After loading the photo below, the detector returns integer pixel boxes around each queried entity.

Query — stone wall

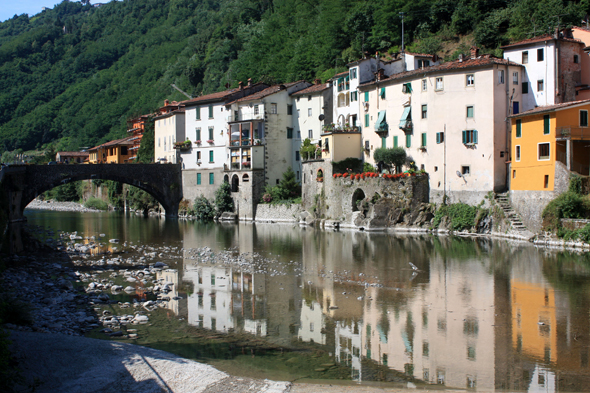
[510,161,570,233]
[233,170,265,221]
[255,203,302,222]
[182,168,226,202]
[561,218,590,231]
[301,160,430,229]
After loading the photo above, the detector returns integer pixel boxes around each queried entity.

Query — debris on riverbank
[26,199,102,213]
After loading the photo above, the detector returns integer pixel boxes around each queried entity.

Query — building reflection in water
[179,222,590,390]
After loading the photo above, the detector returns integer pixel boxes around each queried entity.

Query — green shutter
[196,129,201,140]
[381,137,386,149]
[516,120,521,137]
[208,127,213,140]
[196,107,200,120]
[393,136,398,147]
[544,115,550,135]
[365,114,369,127]
[209,151,214,162]
[380,87,386,99]
[406,134,411,148]
[473,130,478,144]
[209,173,214,184]
[421,133,427,147]
[287,128,293,139]
[436,133,441,144]
[364,91,369,102]
[197,173,201,185]
[462,130,467,144]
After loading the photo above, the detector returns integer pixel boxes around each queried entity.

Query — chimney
[470,46,479,59]
[164,99,169,106]
[314,79,321,85]
[376,68,385,81]
[238,81,243,90]
[247,78,252,87]
[458,53,464,62]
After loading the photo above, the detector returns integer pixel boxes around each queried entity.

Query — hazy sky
[1,1,61,23]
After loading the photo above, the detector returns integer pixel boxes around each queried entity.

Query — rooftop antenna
[400,12,405,53]
[171,84,192,99]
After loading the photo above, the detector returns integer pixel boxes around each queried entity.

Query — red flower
[343,173,349,178]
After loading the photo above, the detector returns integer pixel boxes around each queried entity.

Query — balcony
[321,124,360,135]
[173,141,192,151]
[557,126,590,139]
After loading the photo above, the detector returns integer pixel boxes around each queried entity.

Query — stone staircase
[494,192,529,232]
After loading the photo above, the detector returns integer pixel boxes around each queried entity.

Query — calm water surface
[24,209,590,391]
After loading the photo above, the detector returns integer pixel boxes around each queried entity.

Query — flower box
[207,140,214,144]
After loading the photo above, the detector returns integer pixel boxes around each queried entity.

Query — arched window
[224,174,229,183]
[231,174,239,192]
[242,174,250,182]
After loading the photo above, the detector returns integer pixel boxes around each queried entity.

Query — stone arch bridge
[1,164,183,222]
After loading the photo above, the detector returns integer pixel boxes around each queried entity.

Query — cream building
[154,101,185,164]
[358,51,524,204]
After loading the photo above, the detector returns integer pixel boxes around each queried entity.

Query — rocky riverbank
[26,199,102,213]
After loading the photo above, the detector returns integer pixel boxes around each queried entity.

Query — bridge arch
[1,164,183,222]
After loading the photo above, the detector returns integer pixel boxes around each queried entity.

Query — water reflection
[23,209,590,390]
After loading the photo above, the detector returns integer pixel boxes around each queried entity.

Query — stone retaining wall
[254,203,302,222]
[561,218,590,231]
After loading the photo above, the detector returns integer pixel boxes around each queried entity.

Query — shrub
[542,191,590,230]
[214,181,234,214]
[363,162,376,173]
[84,197,108,210]
[332,157,363,174]
[570,174,583,194]
[433,203,477,231]
[193,195,215,222]
[373,147,406,172]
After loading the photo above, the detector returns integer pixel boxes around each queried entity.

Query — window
[208,105,213,119]
[513,101,519,114]
[196,107,201,120]
[543,115,550,134]
[422,79,427,91]
[466,106,474,118]
[337,93,348,107]
[516,119,522,137]
[418,59,430,68]
[436,132,444,144]
[466,74,474,87]
[270,103,277,114]
[538,143,550,160]
[196,128,201,141]
[522,82,529,94]
[209,172,214,184]
[402,82,412,93]
[515,145,521,161]
[308,95,312,101]
[537,48,544,62]
[462,166,470,175]
[462,130,478,144]
[345,75,350,90]
[295,151,300,161]
[435,77,443,90]
[158,137,160,147]
[574,54,579,64]
[209,150,214,163]
[364,91,369,102]
[307,129,312,139]
[308,108,312,117]
[499,70,504,84]
[364,114,369,127]
[581,110,588,127]
[421,105,427,119]
[350,68,357,79]
[537,80,544,91]
[406,134,411,148]
[544,175,549,188]
[513,72,519,85]
[287,128,293,139]
[350,91,358,101]
[197,173,201,185]
[208,127,214,141]
[421,133,427,147]
[380,87,386,99]
[393,136,398,147]
[522,51,528,64]
[287,105,292,115]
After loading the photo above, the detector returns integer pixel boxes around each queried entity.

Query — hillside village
[59,28,590,233]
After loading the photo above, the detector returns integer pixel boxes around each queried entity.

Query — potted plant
[195,140,202,145]
[207,139,214,144]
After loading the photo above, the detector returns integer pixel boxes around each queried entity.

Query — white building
[359,50,524,204]
[502,33,584,111]
[154,101,185,164]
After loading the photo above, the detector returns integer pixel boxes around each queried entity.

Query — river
[23,209,590,391]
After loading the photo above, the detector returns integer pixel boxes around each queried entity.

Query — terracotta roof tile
[508,99,590,118]
[291,83,330,96]
[404,51,435,58]
[89,136,134,151]
[359,57,523,88]
[229,81,305,104]
[501,34,583,49]
[181,88,239,105]
[56,151,89,157]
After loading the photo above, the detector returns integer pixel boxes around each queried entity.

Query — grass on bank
[83,197,109,211]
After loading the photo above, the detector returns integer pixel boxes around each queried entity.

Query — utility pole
[399,12,405,53]
[443,124,447,204]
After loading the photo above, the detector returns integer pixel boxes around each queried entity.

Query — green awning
[399,106,411,129]
[375,110,387,130]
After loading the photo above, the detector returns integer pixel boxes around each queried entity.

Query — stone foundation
[255,204,302,223]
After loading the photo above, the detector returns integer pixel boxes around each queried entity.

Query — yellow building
[509,99,590,191]
[88,137,134,164]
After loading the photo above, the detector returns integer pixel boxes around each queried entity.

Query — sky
[1,1,62,23]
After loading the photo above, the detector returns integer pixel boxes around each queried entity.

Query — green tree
[214,181,234,214]
[193,195,215,222]
[127,185,159,216]
[373,147,407,173]
[136,119,154,163]
[277,167,301,200]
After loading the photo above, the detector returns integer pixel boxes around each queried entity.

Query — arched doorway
[231,174,239,192]
[224,174,229,183]
[351,188,366,212]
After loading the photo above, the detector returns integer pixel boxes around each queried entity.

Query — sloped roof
[404,51,435,58]
[56,151,89,157]
[229,81,305,104]
[181,88,240,105]
[508,99,590,118]
[359,56,523,88]
[501,34,583,49]
[290,83,330,96]
[89,136,134,151]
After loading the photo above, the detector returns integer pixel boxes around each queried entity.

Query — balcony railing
[557,126,590,139]
[322,124,360,134]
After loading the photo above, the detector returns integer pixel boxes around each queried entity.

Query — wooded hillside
[0,0,586,153]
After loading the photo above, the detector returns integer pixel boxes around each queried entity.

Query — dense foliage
[262,167,301,203]
[433,202,478,231]
[214,181,234,214]
[543,175,590,231]
[373,147,407,172]
[0,0,586,154]
[193,195,215,222]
